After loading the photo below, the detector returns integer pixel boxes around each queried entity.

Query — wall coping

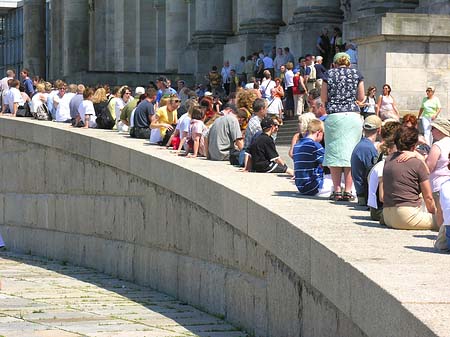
[1,116,448,337]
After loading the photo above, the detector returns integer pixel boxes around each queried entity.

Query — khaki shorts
[383,206,437,230]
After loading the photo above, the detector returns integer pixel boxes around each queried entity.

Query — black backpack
[95,98,115,129]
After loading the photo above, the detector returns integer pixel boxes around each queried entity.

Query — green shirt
[421,96,441,118]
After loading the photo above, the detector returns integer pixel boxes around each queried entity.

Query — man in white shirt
[7,79,25,116]
[260,71,276,100]
[221,60,231,95]
[1,69,15,109]
[273,48,286,78]
[53,82,72,122]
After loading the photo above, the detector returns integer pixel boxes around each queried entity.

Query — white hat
[204,91,213,96]
[135,86,145,95]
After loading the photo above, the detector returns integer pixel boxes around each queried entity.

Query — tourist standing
[321,52,364,201]
[418,86,441,145]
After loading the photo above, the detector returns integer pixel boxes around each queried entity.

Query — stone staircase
[276,118,298,145]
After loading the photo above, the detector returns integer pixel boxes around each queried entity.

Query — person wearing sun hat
[321,51,365,201]
[418,85,441,145]
[424,118,450,224]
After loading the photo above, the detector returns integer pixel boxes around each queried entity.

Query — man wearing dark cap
[351,114,382,205]
[246,117,293,175]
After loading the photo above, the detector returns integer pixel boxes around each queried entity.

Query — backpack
[95,98,115,129]
[34,102,51,120]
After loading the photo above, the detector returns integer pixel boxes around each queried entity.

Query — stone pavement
[0,251,248,337]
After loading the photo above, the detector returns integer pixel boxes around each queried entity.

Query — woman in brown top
[382,126,437,230]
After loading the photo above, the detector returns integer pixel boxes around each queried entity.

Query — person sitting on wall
[150,94,180,145]
[293,118,332,196]
[367,121,401,223]
[206,104,245,161]
[74,88,97,128]
[246,117,293,175]
[130,87,157,139]
[382,126,437,230]
[350,115,382,206]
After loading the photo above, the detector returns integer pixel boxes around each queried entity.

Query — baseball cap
[260,117,275,130]
[363,115,382,131]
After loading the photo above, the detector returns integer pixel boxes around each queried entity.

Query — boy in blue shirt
[293,119,326,195]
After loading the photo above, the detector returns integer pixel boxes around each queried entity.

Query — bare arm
[288,132,300,159]
[150,114,174,131]
[376,95,382,116]
[420,179,436,214]
[418,107,423,119]
[391,96,400,116]
[357,80,365,102]
[320,82,328,106]
[235,138,244,151]
[378,177,384,203]
[426,144,441,173]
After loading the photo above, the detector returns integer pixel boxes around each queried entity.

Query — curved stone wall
[0,117,446,337]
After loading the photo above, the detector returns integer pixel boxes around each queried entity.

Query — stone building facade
[14,0,450,114]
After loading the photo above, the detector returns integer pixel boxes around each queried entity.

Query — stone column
[165,0,188,72]
[154,0,166,73]
[358,0,419,15]
[276,0,343,60]
[238,0,283,35]
[179,0,233,81]
[223,0,282,64]
[416,0,450,14]
[62,0,89,77]
[23,0,46,78]
[49,0,63,80]
[291,0,343,24]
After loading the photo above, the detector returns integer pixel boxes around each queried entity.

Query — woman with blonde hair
[321,52,364,201]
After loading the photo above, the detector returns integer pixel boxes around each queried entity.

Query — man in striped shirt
[293,119,326,195]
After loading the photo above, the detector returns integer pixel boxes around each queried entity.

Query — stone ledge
[0,116,448,337]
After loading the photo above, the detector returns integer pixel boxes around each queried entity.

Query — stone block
[32,123,53,148]
[266,258,301,337]
[4,194,25,226]
[301,285,339,337]
[156,250,179,298]
[247,200,278,254]
[177,256,201,307]
[221,189,248,235]
[108,142,130,173]
[124,197,145,243]
[213,219,234,267]
[349,268,435,337]
[132,245,159,288]
[0,194,4,225]
[139,186,168,248]
[193,175,226,221]
[310,240,351,317]
[198,263,227,316]
[224,271,263,336]
[275,221,311,283]
[165,194,191,254]
[188,206,214,261]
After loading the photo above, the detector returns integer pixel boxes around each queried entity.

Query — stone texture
[1,117,449,337]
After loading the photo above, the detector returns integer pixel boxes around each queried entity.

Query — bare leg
[343,167,353,193]
[329,167,342,192]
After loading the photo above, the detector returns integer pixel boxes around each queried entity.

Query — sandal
[341,192,356,202]
[329,191,342,201]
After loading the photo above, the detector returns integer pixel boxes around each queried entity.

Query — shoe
[329,191,342,201]
[341,192,356,202]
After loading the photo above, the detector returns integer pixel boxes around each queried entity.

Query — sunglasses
[125,92,131,95]
[171,100,181,103]
[426,89,432,92]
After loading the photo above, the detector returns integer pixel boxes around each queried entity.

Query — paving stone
[0,251,248,337]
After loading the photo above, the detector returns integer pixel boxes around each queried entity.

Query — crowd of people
[0,36,448,252]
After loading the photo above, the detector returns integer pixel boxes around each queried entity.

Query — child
[293,119,330,196]
[187,107,207,157]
